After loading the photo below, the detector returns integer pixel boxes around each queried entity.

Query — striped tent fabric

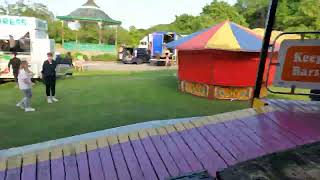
[167,20,274,52]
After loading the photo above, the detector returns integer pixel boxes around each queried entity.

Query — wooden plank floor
[0,100,319,180]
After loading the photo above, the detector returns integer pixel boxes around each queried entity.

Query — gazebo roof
[57,0,121,25]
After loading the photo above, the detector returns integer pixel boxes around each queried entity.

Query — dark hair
[47,52,53,57]
[13,52,17,56]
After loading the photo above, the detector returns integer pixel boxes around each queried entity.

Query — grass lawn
[0,70,250,149]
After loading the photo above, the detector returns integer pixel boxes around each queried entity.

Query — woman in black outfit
[42,52,59,104]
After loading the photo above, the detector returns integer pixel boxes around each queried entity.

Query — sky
[6,0,237,29]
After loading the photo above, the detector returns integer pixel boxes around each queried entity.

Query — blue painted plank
[98,146,118,180]
[64,154,80,180]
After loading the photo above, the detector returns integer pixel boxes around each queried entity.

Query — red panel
[178,50,277,87]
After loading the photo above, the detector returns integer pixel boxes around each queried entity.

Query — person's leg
[45,76,53,103]
[51,77,59,102]
[24,89,35,111]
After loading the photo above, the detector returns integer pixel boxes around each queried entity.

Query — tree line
[1,0,319,46]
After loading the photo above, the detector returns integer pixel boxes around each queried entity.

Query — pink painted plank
[37,161,50,180]
[158,133,192,173]
[167,131,204,172]
[177,127,226,176]
[87,150,105,180]
[120,141,145,180]
[51,158,65,180]
[75,153,90,180]
[5,168,20,180]
[21,164,36,180]
[140,136,170,180]
[149,134,180,177]
[196,126,238,166]
[109,143,132,180]
[98,147,118,180]
[64,155,80,180]
[129,139,158,180]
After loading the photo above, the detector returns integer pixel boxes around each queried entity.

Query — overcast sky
[5,0,237,29]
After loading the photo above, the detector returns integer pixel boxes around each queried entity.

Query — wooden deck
[0,100,319,180]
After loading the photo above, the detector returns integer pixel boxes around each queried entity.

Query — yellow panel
[215,86,253,100]
[146,128,158,136]
[97,137,108,148]
[7,156,22,169]
[51,147,63,160]
[0,158,6,171]
[253,98,268,109]
[63,145,76,156]
[118,134,129,143]
[174,123,186,131]
[182,122,195,129]
[86,140,98,152]
[107,136,119,146]
[74,142,87,154]
[138,129,149,139]
[183,81,209,98]
[38,150,50,162]
[22,153,36,166]
[156,127,168,136]
[129,131,140,141]
[165,126,177,133]
[206,23,241,50]
[191,119,205,127]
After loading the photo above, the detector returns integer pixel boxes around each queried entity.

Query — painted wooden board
[191,120,238,166]
[0,158,5,180]
[86,140,105,180]
[63,145,80,180]
[156,127,192,173]
[107,136,131,180]
[138,130,170,180]
[21,153,36,180]
[50,148,65,180]
[146,128,180,177]
[164,126,204,172]
[129,132,158,180]
[74,143,90,180]
[97,137,118,180]
[118,134,145,180]
[5,156,21,180]
[37,151,50,180]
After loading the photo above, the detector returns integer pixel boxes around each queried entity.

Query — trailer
[0,16,56,79]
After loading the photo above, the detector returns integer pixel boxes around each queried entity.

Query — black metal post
[252,0,279,106]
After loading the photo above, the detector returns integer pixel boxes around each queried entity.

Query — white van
[0,15,55,79]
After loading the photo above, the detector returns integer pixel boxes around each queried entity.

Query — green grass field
[0,70,250,149]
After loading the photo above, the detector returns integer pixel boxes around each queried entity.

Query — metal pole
[115,25,118,53]
[252,0,279,107]
[61,21,65,46]
[98,22,102,44]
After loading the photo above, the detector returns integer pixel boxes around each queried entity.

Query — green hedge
[91,53,117,61]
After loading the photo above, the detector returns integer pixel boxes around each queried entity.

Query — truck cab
[0,16,56,79]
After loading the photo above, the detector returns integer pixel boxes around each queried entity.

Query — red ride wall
[178,49,276,87]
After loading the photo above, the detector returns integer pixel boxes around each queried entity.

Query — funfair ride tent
[167,20,278,100]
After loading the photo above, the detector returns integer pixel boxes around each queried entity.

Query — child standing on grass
[16,61,35,112]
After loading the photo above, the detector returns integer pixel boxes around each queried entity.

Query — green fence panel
[63,42,116,53]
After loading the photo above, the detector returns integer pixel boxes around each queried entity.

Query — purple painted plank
[37,161,50,180]
[75,152,90,180]
[231,120,287,153]
[120,141,145,180]
[130,139,158,180]
[208,124,250,161]
[87,150,105,180]
[140,136,170,180]
[167,131,204,172]
[222,121,266,158]
[177,127,225,176]
[5,168,20,180]
[21,164,36,180]
[98,147,118,180]
[51,158,65,180]
[110,143,131,180]
[158,133,192,173]
[149,134,180,177]
[64,155,80,180]
[196,126,238,166]
[242,114,304,147]
[0,170,5,180]
[266,112,317,143]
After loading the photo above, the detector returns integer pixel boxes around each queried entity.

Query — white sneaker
[47,97,53,104]
[25,108,35,112]
[52,97,59,102]
[16,103,24,109]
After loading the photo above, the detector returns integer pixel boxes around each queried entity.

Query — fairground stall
[167,20,278,100]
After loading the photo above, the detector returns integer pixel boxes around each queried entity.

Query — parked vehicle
[121,48,150,64]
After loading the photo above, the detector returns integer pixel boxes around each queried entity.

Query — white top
[18,69,32,90]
